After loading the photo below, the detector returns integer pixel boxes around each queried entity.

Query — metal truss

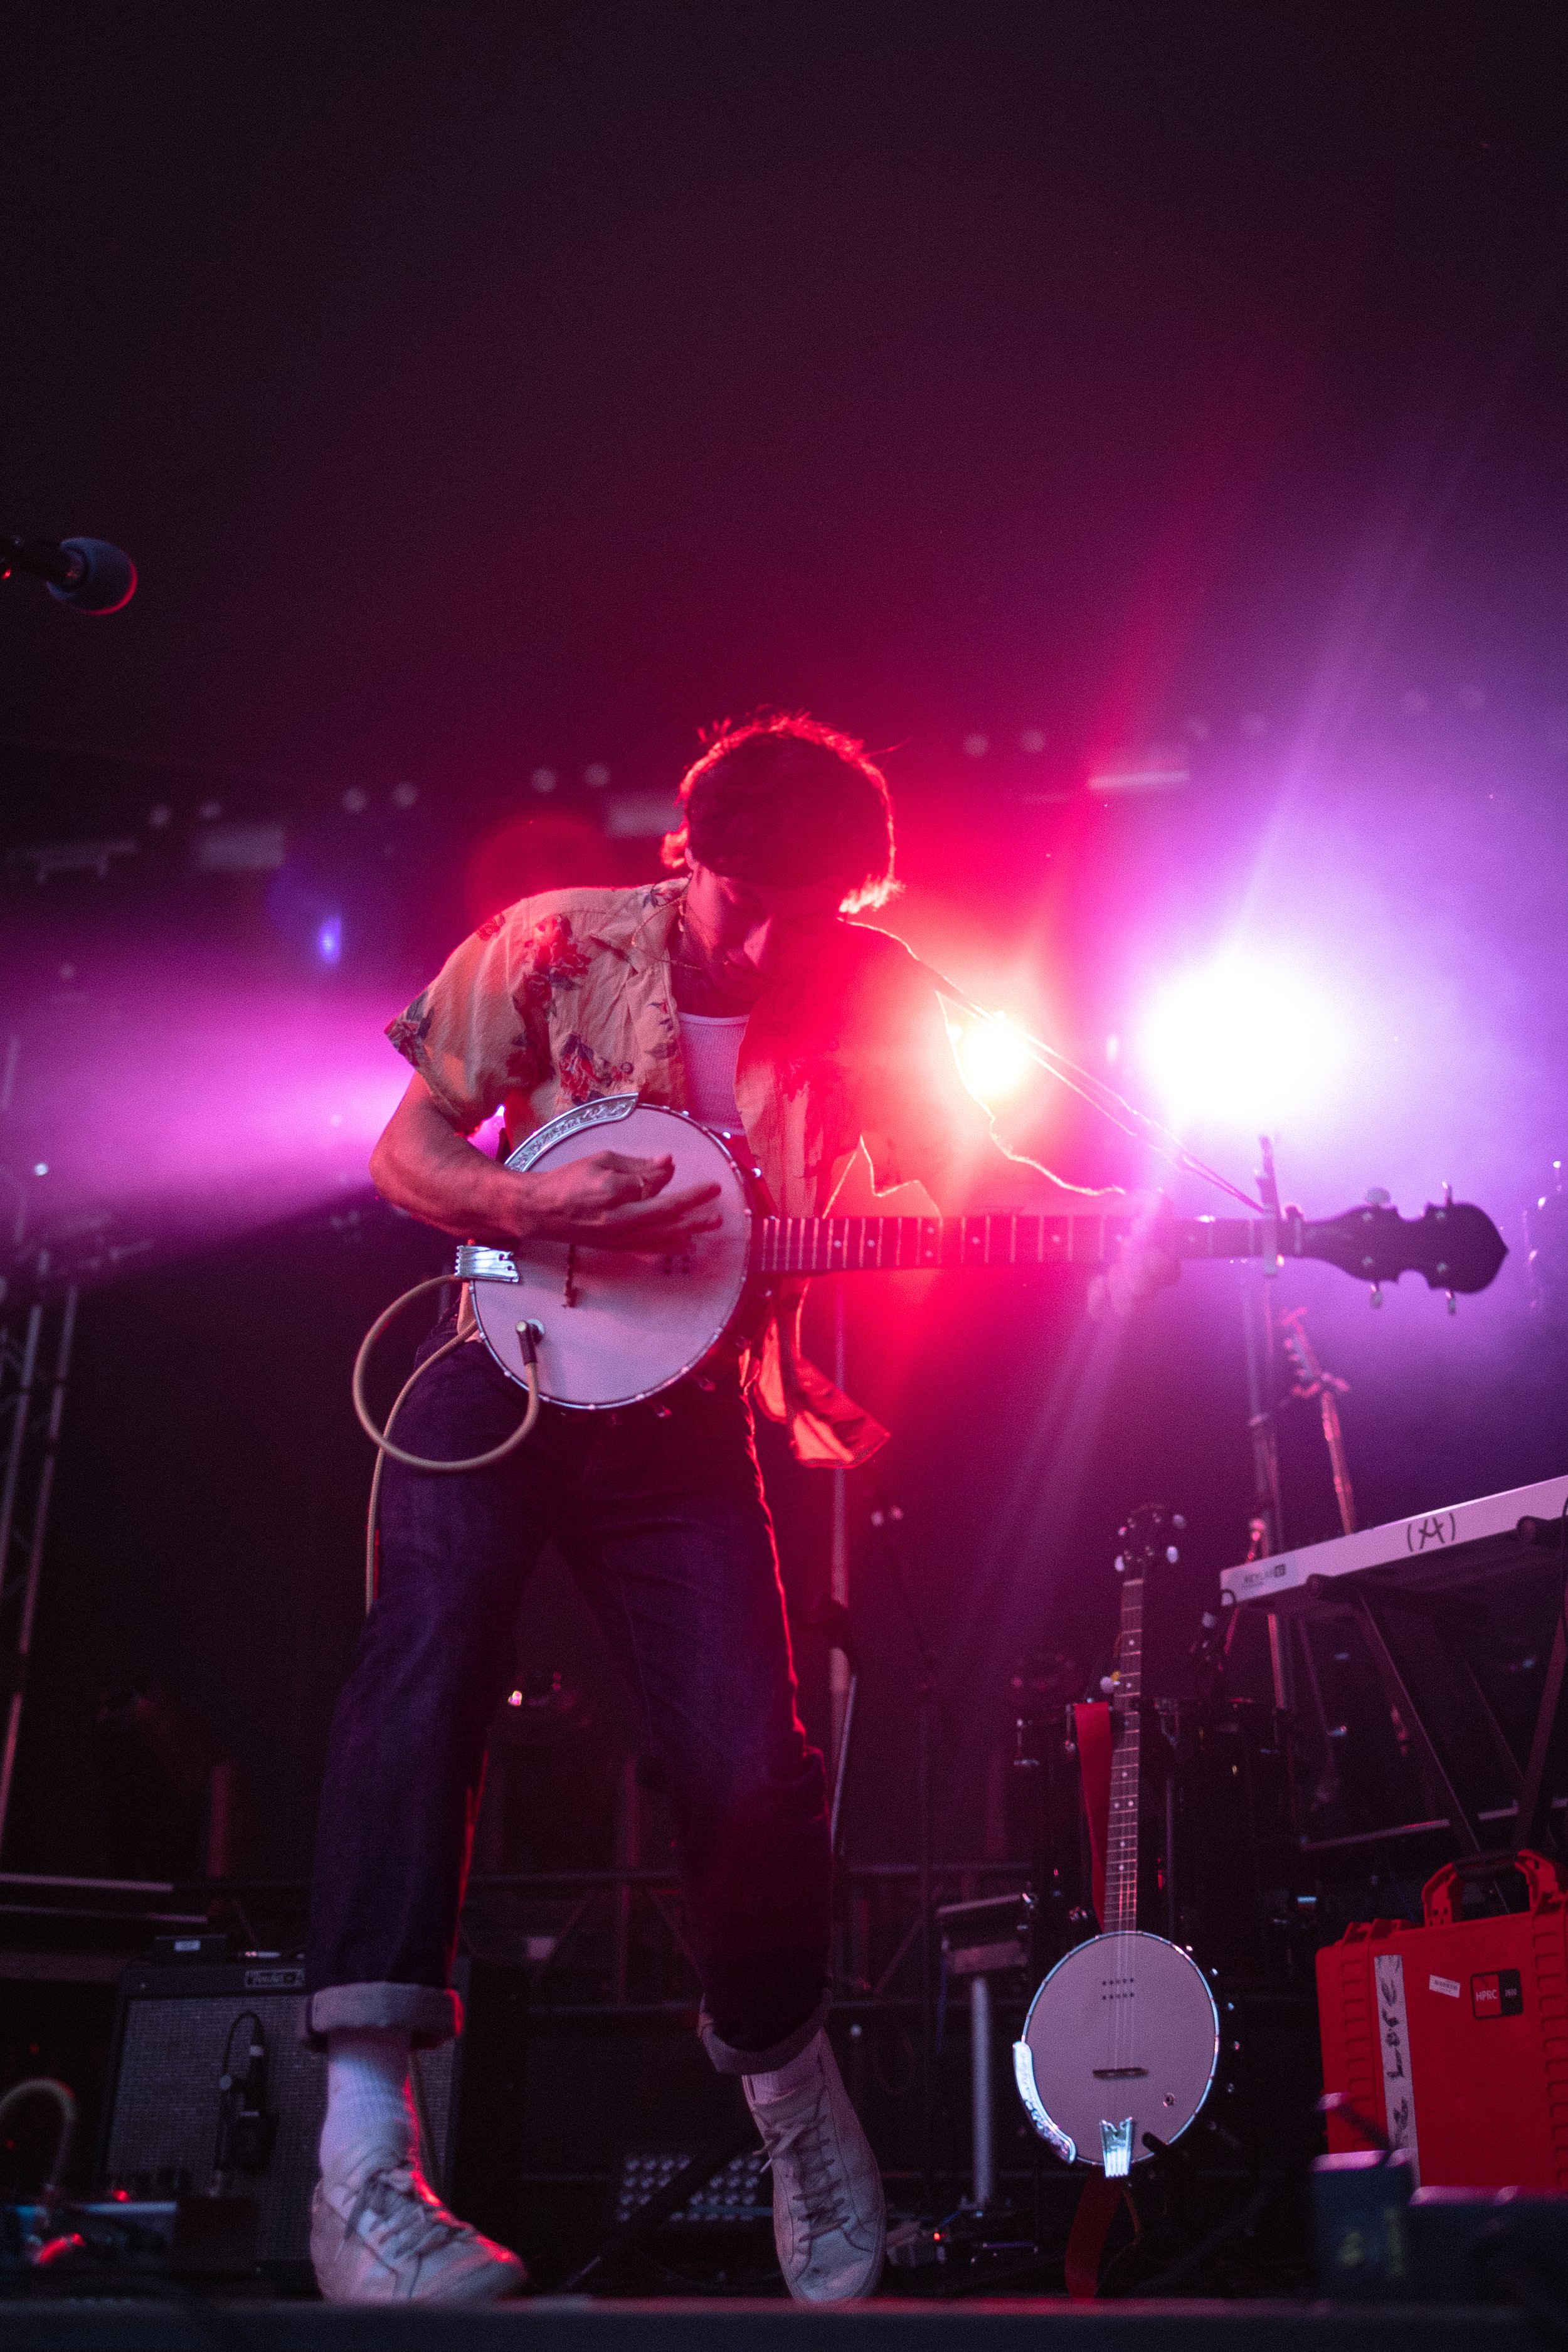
[0,1278,78,1856]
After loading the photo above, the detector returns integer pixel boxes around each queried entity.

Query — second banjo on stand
[1014,1507,1221,2175]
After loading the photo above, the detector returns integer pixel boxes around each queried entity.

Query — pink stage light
[7,946,413,1277]
[1138,951,1346,1133]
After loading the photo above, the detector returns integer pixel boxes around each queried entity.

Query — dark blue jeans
[304,1316,832,2071]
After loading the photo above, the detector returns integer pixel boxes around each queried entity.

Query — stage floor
[0,2297,1531,2349]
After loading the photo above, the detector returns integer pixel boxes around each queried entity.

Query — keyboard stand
[1285,1565,1560,1862]
[1516,1592,1568,1852]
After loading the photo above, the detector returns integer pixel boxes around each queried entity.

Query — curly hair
[661,712,896,913]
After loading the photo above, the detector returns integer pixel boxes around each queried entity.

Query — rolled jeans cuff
[302,1981,462,2052]
[698,1993,830,2077]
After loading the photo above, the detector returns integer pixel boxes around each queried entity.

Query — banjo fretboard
[751,1210,1270,1278]
[1104,1569,1144,1937]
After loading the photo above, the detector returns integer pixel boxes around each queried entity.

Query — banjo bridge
[1091,2066,1149,2079]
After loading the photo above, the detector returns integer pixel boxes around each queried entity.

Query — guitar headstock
[1300,1197,1507,1295]
[1115,1503,1184,1580]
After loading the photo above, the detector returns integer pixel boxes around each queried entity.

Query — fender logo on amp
[1471,1969,1523,2018]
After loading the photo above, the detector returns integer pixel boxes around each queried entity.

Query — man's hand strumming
[509,1150,724,1251]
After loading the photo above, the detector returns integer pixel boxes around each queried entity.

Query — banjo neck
[751,1209,1265,1279]
[749,1192,1506,1295]
[1104,1556,1145,1937]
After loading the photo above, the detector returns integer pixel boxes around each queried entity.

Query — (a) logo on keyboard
[1405,1512,1457,1553]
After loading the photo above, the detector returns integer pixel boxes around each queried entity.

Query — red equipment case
[1316,1849,1568,2190]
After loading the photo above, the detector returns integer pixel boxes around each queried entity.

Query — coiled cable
[352,1274,541,1609]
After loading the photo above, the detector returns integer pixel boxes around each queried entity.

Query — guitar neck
[751,1210,1268,1278]
[1104,1572,1143,1936]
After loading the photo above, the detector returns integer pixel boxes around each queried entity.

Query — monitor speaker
[97,1953,526,2267]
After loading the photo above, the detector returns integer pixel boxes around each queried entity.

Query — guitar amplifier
[98,1952,527,2266]
[1316,1850,1568,2191]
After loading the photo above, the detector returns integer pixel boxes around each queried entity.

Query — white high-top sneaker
[310,2154,526,2302]
[744,2028,886,2302]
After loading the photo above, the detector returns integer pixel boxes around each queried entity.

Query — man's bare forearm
[368,1075,723,1250]
[368,1078,532,1242]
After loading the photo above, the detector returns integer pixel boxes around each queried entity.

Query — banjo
[1014,1505,1218,2176]
[453,1092,1507,1410]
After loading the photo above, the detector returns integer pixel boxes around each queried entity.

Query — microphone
[2,534,137,613]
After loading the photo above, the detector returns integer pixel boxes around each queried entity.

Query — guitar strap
[1064,2173,1136,2300]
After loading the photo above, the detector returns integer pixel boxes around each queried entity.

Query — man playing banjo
[304,713,1173,2302]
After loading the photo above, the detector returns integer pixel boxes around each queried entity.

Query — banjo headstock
[1109,1505,1184,1712]
[1299,1197,1507,1294]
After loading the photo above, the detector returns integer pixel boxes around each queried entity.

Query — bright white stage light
[951,1017,1036,1108]
[1139,953,1344,1131]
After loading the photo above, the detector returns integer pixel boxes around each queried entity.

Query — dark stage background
[3,3,1568,1883]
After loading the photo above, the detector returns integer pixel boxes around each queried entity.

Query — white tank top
[678,1012,748,1137]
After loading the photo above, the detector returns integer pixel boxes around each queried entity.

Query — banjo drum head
[470,1098,754,1409]
[1017,1931,1219,2169]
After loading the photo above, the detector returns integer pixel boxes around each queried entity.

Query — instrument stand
[1281,1306,1358,1539]
[935,1891,1034,2215]
[1238,1146,1372,1788]
[968,1973,993,2210]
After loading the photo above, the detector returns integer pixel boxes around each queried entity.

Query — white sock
[320,2028,415,2180]
[744,2028,825,2102]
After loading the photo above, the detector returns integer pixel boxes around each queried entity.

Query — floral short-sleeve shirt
[387,877,997,1466]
